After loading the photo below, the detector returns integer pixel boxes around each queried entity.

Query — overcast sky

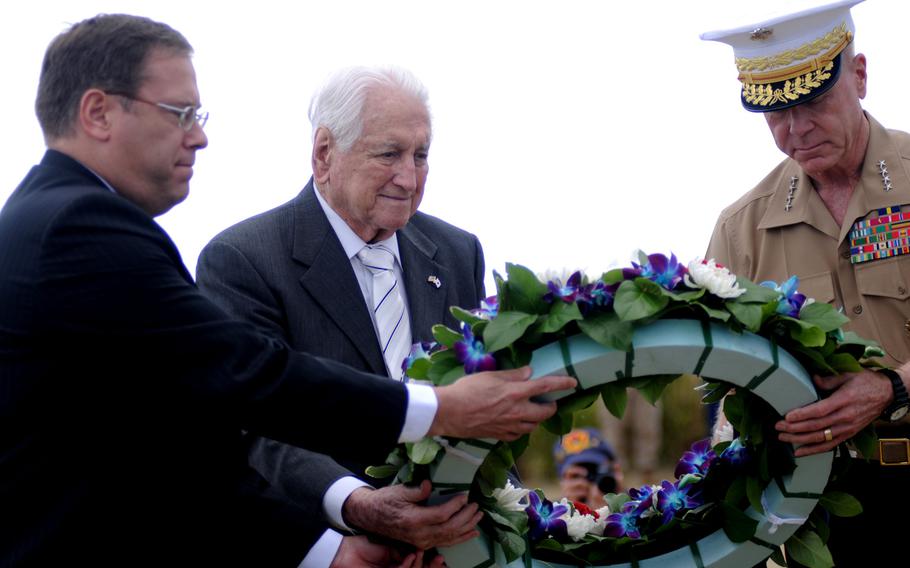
[3,0,908,293]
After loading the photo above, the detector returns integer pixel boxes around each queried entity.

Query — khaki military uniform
[707,113,910,368]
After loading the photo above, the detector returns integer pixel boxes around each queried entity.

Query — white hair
[308,65,431,152]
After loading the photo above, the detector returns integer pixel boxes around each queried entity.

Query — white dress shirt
[300,186,437,568]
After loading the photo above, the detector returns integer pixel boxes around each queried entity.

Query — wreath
[368,252,885,568]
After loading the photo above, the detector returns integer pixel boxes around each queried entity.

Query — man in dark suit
[0,16,575,567]
[196,66,490,563]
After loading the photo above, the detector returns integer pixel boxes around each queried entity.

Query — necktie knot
[357,245,396,274]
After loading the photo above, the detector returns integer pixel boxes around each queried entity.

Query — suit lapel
[399,222,454,341]
[292,182,386,374]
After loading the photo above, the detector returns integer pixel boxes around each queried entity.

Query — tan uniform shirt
[707,114,910,368]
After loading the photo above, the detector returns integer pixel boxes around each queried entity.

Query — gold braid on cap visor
[737,28,852,108]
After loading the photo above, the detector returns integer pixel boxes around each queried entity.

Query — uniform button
[841,250,851,259]
[853,305,863,315]
[900,286,908,295]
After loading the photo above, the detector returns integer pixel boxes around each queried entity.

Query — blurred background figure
[553,428,623,506]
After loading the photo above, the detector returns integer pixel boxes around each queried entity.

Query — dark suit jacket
[196,180,484,520]
[0,152,411,567]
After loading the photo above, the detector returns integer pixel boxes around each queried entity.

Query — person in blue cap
[553,428,623,506]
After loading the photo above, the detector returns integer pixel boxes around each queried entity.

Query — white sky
[3,1,908,293]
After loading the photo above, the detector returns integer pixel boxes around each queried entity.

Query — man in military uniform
[702,1,910,563]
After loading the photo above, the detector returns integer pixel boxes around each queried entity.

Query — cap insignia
[750,27,773,41]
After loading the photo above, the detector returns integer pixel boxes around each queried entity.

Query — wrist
[341,487,374,532]
[879,368,910,422]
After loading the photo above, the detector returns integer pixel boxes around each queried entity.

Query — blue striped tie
[357,245,410,380]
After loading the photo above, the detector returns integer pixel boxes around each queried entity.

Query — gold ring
[823,428,833,442]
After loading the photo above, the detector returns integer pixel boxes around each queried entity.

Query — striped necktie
[357,245,410,380]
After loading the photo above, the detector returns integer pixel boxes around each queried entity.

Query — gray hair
[308,66,431,152]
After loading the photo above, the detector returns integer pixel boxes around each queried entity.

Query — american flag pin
[427,275,441,289]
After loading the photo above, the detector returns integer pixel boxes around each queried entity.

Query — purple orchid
[525,491,569,541]
[401,341,438,374]
[718,438,751,467]
[453,324,496,374]
[603,501,643,539]
[760,275,808,318]
[579,280,618,312]
[543,271,584,304]
[623,253,688,291]
[628,484,657,514]
[655,480,704,525]
[472,295,499,319]
[674,438,716,478]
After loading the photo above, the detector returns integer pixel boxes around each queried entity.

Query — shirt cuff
[400,383,437,442]
[298,529,343,568]
[323,476,370,531]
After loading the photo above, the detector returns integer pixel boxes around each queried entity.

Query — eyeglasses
[107,91,209,131]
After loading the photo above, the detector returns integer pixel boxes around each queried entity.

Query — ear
[852,53,867,99]
[78,89,115,141]
[312,126,334,185]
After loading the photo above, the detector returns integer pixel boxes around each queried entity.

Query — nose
[786,106,814,137]
[185,120,208,150]
[393,156,418,192]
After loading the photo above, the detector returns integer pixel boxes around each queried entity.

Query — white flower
[492,479,529,512]
[712,420,735,445]
[558,501,599,542]
[590,506,611,536]
[685,258,746,299]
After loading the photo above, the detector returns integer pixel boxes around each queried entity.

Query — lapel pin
[427,275,441,289]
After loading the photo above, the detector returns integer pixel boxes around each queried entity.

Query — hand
[430,366,576,440]
[775,369,893,456]
[343,480,481,549]
[331,535,434,568]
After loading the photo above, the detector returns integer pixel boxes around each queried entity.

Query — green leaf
[784,317,826,348]
[483,311,538,353]
[504,263,549,314]
[720,501,759,542]
[827,352,863,373]
[614,279,669,321]
[601,268,624,284]
[427,354,461,385]
[435,364,466,386]
[726,302,763,332]
[494,527,527,563]
[405,357,431,380]
[508,434,531,462]
[691,301,730,321]
[432,324,464,348]
[578,311,633,351]
[407,437,442,464]
[700,381,733,404]
[633,374,677,405]
[600,383,628,419]
[819,490,862,517]
[450,305,485,326]
[477,444,511,491]
[798,302,850,332]
[364,464,399,478]
[733,277,781,304]
[542,408,574,435]
[538,300,583,334]
[557,389,601,414]
[746,475,764,514]
[785,527,834,568]
[850,424,878,459]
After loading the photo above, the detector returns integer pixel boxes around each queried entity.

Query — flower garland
[371,252,886,568]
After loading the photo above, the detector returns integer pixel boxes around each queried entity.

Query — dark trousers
[820,459,908,567]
